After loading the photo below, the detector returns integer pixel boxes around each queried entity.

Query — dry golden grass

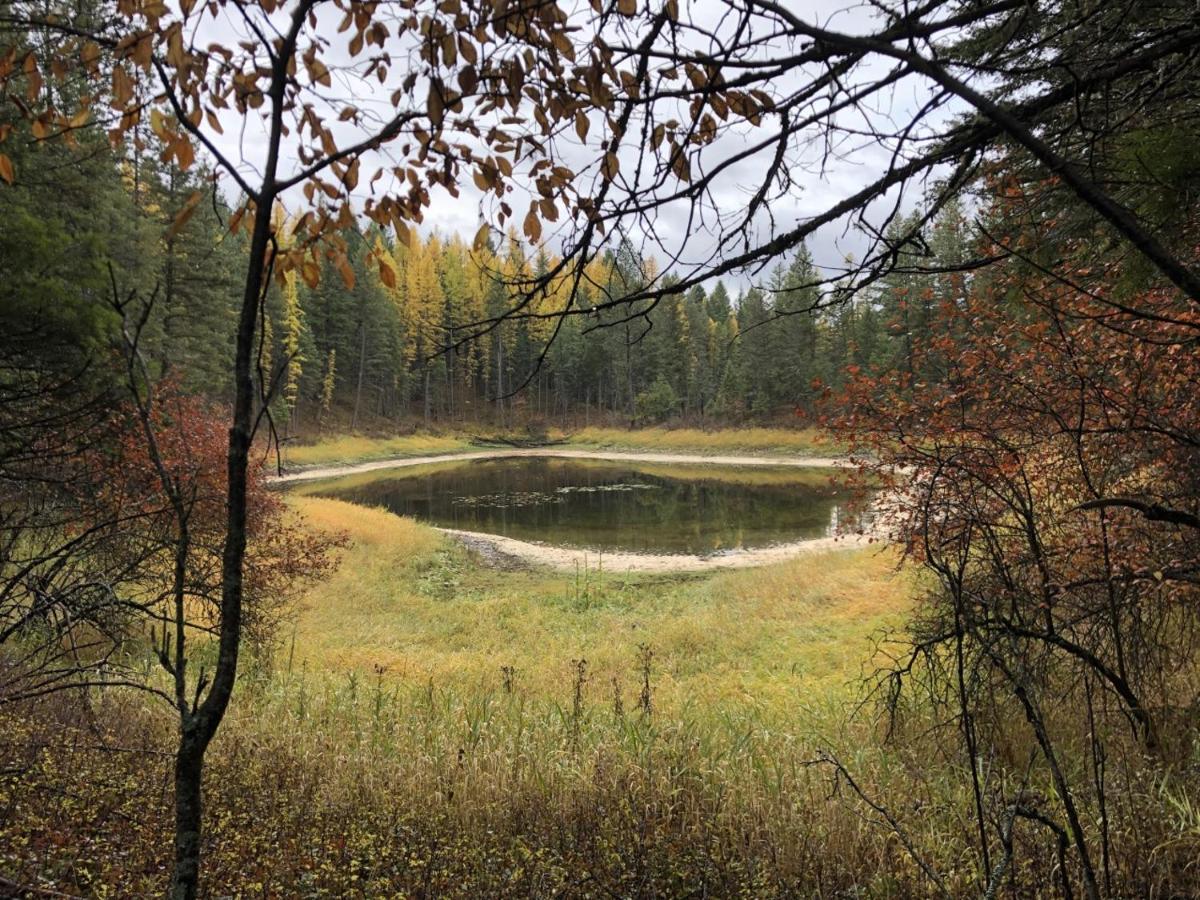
[283,433,475,468]
[6,499,1194,897]
[282,425,837,471]
[288,495,908,712]
[564,425,835,456]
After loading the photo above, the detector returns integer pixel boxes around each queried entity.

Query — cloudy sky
[196,0,959,296]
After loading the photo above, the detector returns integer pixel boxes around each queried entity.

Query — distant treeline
[3,121,968,432]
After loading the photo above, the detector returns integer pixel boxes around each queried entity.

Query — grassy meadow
[285,496,906,703]
[281,425,836,470]
[3,488,1194,896]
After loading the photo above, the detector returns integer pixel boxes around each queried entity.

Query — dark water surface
[299,457,855,555]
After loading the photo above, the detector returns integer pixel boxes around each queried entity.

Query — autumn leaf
[377,255,397,288]
[306,57,331,87]
[0,153,14,184]
[523,207,541,242]
[601,151,620,181]
[301,260,320,289]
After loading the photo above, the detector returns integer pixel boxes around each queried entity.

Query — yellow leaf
[473,222,490,251]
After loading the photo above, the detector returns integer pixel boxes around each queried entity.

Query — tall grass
[3,497,1195,896]
[287,497,905,701]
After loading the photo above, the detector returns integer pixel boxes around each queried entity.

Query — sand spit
[437,527,875,573]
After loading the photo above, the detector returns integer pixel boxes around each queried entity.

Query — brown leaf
[601,151,620,181]
[301,260,320,289]
[377,255,396,288]
[335,254,355,289]
[0,153,14,185]
[671,150,690,182]
[523,207,542,242]
[307,57,332,88]
[174,137,195,171]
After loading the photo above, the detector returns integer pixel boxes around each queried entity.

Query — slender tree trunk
[352,324,366,430]
[495,333,504,425]
[170,734,205,900]
[447,337,454,421]
[166,7,295,878]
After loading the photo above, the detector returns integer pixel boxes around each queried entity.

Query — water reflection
[300,457,856,555]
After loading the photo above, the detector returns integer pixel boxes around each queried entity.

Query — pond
[296,456,859,556]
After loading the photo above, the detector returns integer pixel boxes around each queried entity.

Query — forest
[2,0,1199,898]
[4,127,948,432]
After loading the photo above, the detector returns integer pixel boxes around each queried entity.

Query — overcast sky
[197,0,956,297]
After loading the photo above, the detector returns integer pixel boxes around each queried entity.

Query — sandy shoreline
[437,527,875,573]
[277,447,875,572]
[275,447,854,484]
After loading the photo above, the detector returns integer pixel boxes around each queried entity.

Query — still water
[299,457,856,556]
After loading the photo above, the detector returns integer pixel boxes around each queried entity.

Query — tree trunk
[170,732,205,900]
[352,323,366,430]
